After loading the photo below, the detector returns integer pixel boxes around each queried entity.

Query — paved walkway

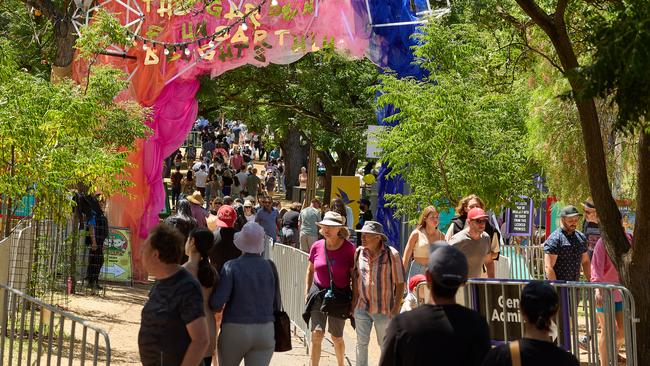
[67,285,381,365]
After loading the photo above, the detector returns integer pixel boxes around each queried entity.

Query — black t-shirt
[222,176,233,187]
[380,304,491,366]
[209,227,241,272]
[480,338,579,366]
[138,268,204,366]
[282,210,300,228]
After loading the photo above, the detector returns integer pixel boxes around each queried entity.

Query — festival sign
[331,176,361,228]
[506,197,533,237]
[101,227,133,283]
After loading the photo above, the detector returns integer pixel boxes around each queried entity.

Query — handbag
[319,246,352,319]
[269,260,292,352]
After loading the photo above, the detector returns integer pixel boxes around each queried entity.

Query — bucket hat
[317,211,346,227]
[355,221,388,241]
[233,222,266,254]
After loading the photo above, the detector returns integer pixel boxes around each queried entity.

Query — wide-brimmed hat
[317,211,346,227]
[356,221,388,241]
[186,191,205,205]
[234,222,266,254]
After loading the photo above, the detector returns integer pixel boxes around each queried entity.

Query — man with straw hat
[351,221,405,366]
[186,191,208,228]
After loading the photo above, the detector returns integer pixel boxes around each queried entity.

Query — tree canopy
[376,20,538,217]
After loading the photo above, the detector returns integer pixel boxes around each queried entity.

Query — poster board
[330,176,361,228]
[101,227,133,284]
[506,197,533,236]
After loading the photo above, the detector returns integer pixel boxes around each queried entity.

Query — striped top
[355,245,405,315]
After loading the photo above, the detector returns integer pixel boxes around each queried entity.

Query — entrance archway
[72,0,437,279]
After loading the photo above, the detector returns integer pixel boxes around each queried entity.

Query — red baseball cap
[467,207,488,221]
[216,205,236,228]
[408,274,427,292]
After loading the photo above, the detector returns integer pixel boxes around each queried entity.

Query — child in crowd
[401,274,427,313]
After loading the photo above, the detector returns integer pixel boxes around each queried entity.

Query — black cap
[560,205,582,217]
[428,242,468,288]
[520,281,559,318]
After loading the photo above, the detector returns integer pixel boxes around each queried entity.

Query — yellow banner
[330,176,361,228]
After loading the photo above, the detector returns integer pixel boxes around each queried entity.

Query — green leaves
[0,39,149,220]
[75,9,131,60]
[376,18,538,218]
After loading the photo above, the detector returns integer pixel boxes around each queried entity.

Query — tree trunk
[280,128,305,200]
[515,1,647,362]
[318,150,358,204]
[50,18,76,81]
[623,131,650,363]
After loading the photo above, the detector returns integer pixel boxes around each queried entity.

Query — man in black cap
[543,205,591,281]
[379,243,491,366]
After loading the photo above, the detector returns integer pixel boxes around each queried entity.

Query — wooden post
[304,147,317,206]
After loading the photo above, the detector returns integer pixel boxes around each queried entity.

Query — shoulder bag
[319,246,352,319]
[269,260,292,352]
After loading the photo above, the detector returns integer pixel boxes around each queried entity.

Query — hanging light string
[132,0,269,52]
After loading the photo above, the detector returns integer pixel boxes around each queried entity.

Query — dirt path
[66,285,374,366]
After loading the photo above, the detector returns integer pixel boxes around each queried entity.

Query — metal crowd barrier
[0,283,111,365]
[499,244,545,280]
[456,279,637,366]
[182,131,202,148]
[267,242,311,351]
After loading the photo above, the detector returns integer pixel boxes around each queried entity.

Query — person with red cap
[208,205,241,273]
[400,274,427,313]
[448,207,496,279]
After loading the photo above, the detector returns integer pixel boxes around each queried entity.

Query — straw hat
[317,211,346,227]
[186,191,205,205]
[317,211,349,238]
[234,222,266,254]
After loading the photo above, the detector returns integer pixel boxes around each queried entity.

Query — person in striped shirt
[352,221,405,366]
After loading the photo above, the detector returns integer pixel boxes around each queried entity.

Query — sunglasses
[473,219,488,224]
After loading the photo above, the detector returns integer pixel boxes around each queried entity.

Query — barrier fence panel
[457,279,637,366]
[0,283,110,366]
[499,244,545,280]
[267,242,311,351]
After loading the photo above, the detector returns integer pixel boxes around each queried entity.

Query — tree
[0,38,150,234]
[197,49,379,202]
[376,20,538,218]
[450,0,650,361]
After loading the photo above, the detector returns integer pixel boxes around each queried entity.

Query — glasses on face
[473,219,488,225]
[427,215,439,220]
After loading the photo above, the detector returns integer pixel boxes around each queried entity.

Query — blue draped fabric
[364,0,427,250]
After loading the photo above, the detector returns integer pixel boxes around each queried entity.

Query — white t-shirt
[194,170,208,188]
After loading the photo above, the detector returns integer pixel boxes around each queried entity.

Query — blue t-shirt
[543,228,587,281]
[255,208,278,239]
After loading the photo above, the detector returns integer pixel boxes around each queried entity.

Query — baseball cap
[216,205,236,228]
[428,242,468,288]
[408,274,427,292]
[560,205,582,217]
[520,281,559,317]
[467,207,488,221]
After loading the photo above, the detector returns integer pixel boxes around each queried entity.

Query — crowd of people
[135,120,623,366]
[143,186,627,365]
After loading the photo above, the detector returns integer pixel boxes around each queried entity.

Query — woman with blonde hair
[402,206,445,280]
